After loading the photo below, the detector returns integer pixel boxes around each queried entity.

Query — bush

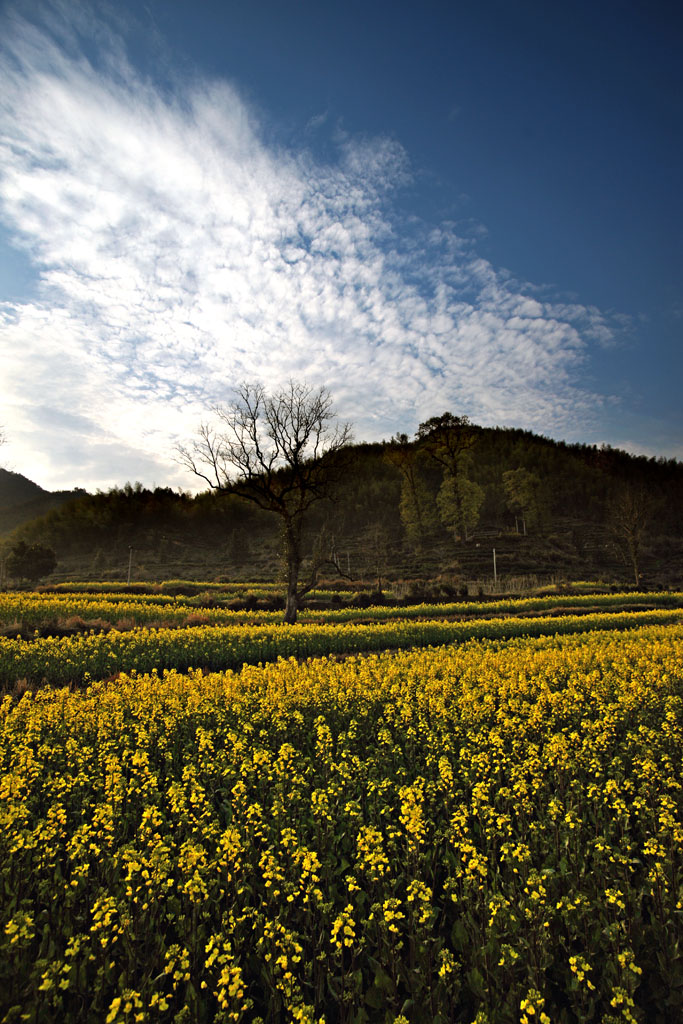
[6,541,57,584]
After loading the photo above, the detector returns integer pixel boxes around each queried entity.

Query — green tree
[416,412,476,473]
[418,414,480,543]
[502,467,544,533]
[385,434,437,549]
[6,540,57,583]
[437,472,484,542]
[177,381,352,623]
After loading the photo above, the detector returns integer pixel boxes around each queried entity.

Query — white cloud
[0,3,623,490]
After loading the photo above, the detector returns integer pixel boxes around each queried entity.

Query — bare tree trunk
[284,574,298,623]
[283,521,302,624]
[628,537,640,586]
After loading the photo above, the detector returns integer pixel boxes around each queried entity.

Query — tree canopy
[6,540,57,583]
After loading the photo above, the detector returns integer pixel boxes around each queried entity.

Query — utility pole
[127,546,133,585]
[493,548,497,584]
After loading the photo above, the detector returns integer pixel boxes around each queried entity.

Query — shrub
[6,541,57,584]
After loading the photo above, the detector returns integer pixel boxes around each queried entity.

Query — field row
[2,624,681,1022]
[45,580,286,595]
[2,589,681,632]
[3,607,683,690]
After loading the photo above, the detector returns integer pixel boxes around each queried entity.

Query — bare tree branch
[177,380,352,622]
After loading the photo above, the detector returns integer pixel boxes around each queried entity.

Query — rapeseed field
[1,622,682,1022]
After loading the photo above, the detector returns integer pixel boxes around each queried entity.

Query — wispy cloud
[0,3,623,489]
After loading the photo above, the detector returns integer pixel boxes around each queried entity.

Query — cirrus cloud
[0,3,621,490]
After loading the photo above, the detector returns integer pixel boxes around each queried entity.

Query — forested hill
[3,424,683,587]
[0,469,87,536]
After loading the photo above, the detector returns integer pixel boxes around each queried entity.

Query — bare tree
[177,381,352,622]
[608,484,653,586]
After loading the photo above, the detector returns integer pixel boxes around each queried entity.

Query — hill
[0,469,88,536]
[3,424,683,589]
[0,468,47,506]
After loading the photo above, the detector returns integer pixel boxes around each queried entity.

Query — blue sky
[0,0,681,491]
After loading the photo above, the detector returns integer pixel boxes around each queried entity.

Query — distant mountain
[0,469,88,536]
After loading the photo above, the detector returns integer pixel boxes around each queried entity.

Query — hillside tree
[384,434,437,550]
[177,381,352,623]
[416,412,476,471]
[437,471,484,542]
[608,484,653,585]
[503,467,545,533]
[417,413,481,541]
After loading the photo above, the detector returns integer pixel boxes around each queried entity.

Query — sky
[0,0,681,492]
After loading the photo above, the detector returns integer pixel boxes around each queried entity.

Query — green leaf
[374,967,394,994]
[466,967,487,1000]
[364,986,385,1009]
[450,919,468,950]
